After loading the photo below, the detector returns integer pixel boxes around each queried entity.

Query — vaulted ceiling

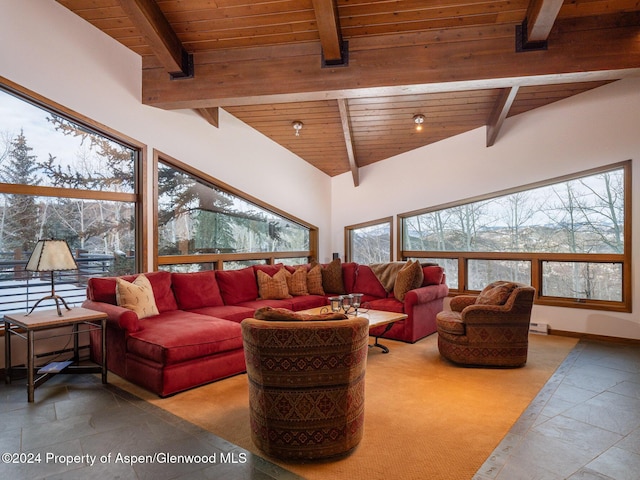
[57,1,640,185]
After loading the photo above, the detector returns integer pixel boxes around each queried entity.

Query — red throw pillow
[171,271,224,309]
[87,277,119,304]
[144,271,178,312]
[422,266,444,286]
[216,266,259,305]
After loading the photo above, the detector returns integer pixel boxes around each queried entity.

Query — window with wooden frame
[0,77,144,318]
[154,152,318,271]
[345,217,393,264]
[399,161,631,312]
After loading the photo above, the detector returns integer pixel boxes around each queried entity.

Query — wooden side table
[4,307,108,402]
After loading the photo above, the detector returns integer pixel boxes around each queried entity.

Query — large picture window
[155,153,316,271]
[345,217,392,263]
[400,162,631,311]
[0,79,142,317]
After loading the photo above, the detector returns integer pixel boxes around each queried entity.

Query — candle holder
[351,293,363,316]
[340,294,353,316]
[329,296,342,313]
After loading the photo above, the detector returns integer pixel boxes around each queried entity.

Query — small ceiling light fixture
[413,114,425,132]
[292,120,303,137]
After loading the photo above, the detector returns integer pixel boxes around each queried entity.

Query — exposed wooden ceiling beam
[337,99,359,187]
[195,108,219,128]
[524,0,565,43]
[486,87,520,147]
[311,0,345,65]
[141,14,640,109]
[119,0,192,78]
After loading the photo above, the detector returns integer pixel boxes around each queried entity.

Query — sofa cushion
[353,265,387,298]
[116,274,159,319]
[237,298,294,310]
[422,265,444,286]
[435,311,466,335]
[394,260,424,302]
[188,305,256,323]
[216,266,259,305]
[288,295,329,311]
[476,282,518,305]
[257,269,292,300]
[366,297,405,314]
[171,271,224,310]
[127,311,243,365]
[286,266,309,296]
[306,264,325,295]
[87,271,177,313]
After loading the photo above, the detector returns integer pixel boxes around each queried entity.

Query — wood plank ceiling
[56,0,640,185]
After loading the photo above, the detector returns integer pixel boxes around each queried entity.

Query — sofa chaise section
[82,268,329,397]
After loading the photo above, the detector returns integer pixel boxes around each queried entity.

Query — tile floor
[0,374,303,480]
[1,338,638,479]
[475,339,640,480]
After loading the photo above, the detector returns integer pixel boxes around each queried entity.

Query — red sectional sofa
[82,261,448,397]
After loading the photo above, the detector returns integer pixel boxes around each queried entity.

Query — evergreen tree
[1,130,41,252]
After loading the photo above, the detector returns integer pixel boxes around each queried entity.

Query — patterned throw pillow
[393,260,424,302]
[254,306,347,322]
[286,266,309,296]
[413,260,424,288]
[475,282,517,305]
[306,264,325,295]
[257,269,292,300]
[321,258,346,294]
[116,274,159,319]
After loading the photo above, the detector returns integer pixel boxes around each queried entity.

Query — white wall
[332,78,640,340]
[0,0,333,266]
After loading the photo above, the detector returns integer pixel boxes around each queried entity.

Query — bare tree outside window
[347,220,392,264]
[401,163,628,310]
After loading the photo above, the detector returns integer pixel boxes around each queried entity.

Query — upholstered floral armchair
[436,281,535,367]
[241,314,369,460]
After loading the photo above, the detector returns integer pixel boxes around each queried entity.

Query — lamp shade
[25,239,78,272]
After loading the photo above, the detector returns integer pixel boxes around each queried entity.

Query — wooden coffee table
[298,306,407,353]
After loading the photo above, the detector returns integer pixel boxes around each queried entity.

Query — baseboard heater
[529,322,549,335]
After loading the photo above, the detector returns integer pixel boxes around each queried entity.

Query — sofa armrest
[82,299,140,333]
[450,295,477,312]
[404,283,449,308]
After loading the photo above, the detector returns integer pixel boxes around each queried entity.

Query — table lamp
[25,239,78,316]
